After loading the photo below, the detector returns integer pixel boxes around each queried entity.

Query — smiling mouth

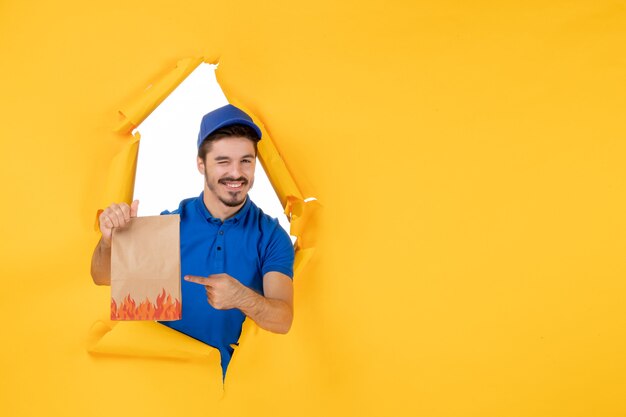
[219,178,247,190]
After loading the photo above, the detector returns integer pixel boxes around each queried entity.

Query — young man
[91,104,295,375]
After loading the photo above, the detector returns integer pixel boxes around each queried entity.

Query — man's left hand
[184,273,249,310]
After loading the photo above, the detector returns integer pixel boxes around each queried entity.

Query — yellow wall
[1,1,625,416]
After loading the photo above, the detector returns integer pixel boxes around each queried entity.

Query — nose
[230,162,244,178]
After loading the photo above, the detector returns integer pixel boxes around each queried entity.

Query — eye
[242,159,252,164]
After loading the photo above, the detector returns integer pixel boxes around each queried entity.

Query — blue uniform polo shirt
[159,192,294,375]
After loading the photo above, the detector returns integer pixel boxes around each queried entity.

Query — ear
[197,156,205,175]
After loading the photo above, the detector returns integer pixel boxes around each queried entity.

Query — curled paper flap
[115,57,204,133]
[94,132,141,231]
[293,247,315,278]
[256,129,302,207]
[285,196,321,240]
[86,320,219,363]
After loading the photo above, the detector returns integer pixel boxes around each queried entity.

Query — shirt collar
[196,191,252,224]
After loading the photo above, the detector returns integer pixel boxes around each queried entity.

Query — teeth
[225,182,242,188]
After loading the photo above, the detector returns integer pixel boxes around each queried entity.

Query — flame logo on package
[111,288,181,321]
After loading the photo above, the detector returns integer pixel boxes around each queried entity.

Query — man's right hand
[98,200,139,246]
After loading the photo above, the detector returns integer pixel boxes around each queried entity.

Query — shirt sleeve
[261,224,295,279]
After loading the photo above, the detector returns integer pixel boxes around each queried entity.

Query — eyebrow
[213,154,256,161]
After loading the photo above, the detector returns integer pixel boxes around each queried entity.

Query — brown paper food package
[110,215,181,321]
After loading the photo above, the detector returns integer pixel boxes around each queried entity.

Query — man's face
[197,136,256,208]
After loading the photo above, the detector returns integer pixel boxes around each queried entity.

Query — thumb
[130,200,139,217]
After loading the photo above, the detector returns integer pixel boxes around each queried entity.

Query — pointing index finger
[184,275,213,286]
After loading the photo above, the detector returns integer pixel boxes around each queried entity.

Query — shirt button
[217,246,222,251]
[219,231,224,235]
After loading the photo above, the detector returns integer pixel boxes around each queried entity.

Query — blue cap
[197,104,262,148]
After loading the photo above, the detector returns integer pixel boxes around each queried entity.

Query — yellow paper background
[1,1,626,416]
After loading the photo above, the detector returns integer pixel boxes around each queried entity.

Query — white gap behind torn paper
[132,63,293,239]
